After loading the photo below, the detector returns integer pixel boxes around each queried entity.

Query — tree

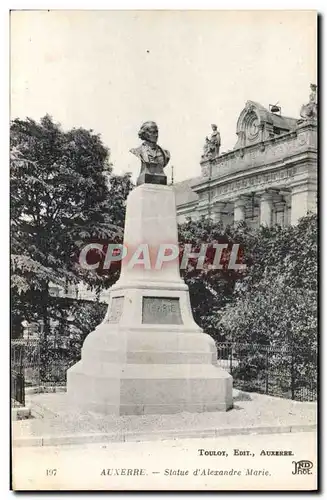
[219,276,317,398]
[179,214,317,342]
[10,115,134,341]
[178,214,317,399]
[178,217,248,340]
[39,297,107,383]
[218,214,317,398]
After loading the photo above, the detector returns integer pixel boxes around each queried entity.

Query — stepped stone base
[67,325,233,416]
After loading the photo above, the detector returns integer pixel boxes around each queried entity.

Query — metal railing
[216,342,317,402]
[11,371,25,406]
[11,339,317,404]
[11,339,76,405]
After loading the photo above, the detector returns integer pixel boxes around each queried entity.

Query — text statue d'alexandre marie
[130,121,170,186]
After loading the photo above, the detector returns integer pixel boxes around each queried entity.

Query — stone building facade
[174,88,318,227]
[49,88,317,305]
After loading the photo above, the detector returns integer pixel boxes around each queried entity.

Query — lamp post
[170,165,174,185]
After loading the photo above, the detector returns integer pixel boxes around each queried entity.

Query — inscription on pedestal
[107,296,124,324]
[142,297,183,325]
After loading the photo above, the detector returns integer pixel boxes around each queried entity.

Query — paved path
[12,432,317,491]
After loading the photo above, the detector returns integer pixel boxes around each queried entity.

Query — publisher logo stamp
[292,460,313,475]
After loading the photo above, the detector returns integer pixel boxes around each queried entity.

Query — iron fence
[11,371,25,406]
[11,339,317,405]
[216,342,317,402]
[11,339,26,406]
[11,339,77,406]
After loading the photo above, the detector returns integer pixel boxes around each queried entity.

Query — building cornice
[195,127,317,191]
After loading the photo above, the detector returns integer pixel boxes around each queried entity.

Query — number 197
[46,469,57,476]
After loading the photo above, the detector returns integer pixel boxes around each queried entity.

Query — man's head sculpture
[138,121,159,144]
[130,121,170,186]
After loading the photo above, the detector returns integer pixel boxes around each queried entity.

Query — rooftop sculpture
[300,84,317,122]
[202,124,221,160]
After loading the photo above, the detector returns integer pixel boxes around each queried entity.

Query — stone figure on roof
[209,124,221,157]
[202,124,221,160]
[300,84,317,122]
[202,137,211,159]
[130,121,170,186]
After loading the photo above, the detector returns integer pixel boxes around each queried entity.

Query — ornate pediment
[235,101,273,149]
[234,100,297,150]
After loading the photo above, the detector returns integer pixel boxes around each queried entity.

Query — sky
[10,10,317,183]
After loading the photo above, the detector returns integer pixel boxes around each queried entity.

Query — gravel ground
[12,390,316,439]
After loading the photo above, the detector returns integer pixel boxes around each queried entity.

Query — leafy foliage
[179,214,317,340]
[178,217,248,340]
[179,214,317,398]
[39,298,107,382]
[10,115,133,341]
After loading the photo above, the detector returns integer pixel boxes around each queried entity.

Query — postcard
[10,9,317,491]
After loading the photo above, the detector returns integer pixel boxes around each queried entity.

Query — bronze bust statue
[130,121,170,186]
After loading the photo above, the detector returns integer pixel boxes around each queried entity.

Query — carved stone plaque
[142,297,183,325]
[107,296,124,324]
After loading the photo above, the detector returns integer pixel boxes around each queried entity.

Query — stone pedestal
[67,184,233,415]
